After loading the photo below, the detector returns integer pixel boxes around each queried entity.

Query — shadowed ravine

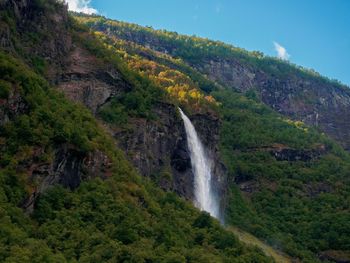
[179,108,220,219]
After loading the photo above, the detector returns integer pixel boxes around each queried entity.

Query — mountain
[78,15,350,152]
[0,1,349,262]
[75,14,350,262]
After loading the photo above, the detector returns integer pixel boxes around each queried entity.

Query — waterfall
[179,108,220,219]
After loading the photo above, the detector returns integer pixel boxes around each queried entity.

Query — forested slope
[76,14,350,262]
[0,1,349,262]
[0,0,272,262]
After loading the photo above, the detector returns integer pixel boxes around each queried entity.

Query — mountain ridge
[76,14,350,151]
[0,1,349,262]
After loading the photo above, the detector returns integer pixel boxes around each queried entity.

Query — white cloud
[215,3,222,13]
[65,0,98,14]
[273,41,290,60]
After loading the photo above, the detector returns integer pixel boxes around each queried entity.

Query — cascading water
[179,108,220,219]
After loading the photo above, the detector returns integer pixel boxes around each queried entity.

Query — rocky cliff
[113,102,227,205]
[194,58,350,151]
[90,21,350,151]
[21,144,112,213]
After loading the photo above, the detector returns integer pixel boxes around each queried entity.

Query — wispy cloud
[65,0,98,14]
[215,3,222,13]
[273,41,290,60]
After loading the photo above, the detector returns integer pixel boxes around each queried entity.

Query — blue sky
[67,0,350,86]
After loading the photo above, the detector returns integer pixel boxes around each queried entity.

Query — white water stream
[179,108,220,219]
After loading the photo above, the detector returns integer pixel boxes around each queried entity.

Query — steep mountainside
[80,16,350,151]
[76,14,350,263]
[0,0,273,262]
[0,1,350,263]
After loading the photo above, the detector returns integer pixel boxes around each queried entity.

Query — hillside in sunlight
[0,1,349,263]
[75,14,350,262]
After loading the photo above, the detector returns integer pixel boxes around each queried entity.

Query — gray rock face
[56,46,132,113]
[114,103,194,199]
[0,87,27,126]
[114,103,227,205]
[196,58,350,151]
[199,58,350,151]
[269,146,325,162]
[0,22,12,49]
[21,144,112,213]
[191,113,227,207]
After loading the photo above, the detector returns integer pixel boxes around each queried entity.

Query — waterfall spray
[179,108,220,219]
